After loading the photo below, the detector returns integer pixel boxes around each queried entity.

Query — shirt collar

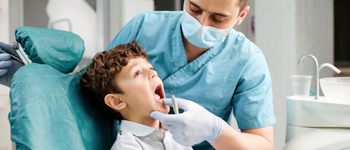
[120,120,166,137]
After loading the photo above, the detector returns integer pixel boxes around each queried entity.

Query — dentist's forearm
[210,122,274,150]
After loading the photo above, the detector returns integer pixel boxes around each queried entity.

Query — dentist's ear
[104,94,126,111]
[235,6,250,26]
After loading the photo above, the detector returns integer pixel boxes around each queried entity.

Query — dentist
[0,0,276,149]
[106,0,276,149]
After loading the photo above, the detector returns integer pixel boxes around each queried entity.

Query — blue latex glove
[150,98,224,146]
[0,44,24,87]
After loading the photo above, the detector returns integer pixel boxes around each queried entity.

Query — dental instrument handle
[171,90,179,114]
[1,49,24,64]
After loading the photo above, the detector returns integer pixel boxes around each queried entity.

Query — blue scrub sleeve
[232,51,276,130]
[105,14,144,51]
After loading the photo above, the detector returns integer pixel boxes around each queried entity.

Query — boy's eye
[134,70,142,78]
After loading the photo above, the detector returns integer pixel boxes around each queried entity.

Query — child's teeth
[154,93,161,101]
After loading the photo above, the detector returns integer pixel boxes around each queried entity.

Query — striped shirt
[111,120,193,150]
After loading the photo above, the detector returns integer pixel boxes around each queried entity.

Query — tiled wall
[254,0,333,149]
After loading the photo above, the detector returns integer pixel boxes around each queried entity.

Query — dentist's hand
[150,98,224,146]
[0,42,24,87]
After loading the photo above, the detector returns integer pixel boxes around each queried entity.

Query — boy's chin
[158,106,170,114]
[150,107,169,115]
[165,107,170,114]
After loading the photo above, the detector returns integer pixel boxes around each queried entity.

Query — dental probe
[0,41,24,64]
[1,49,24,64]
[171,90,179,114]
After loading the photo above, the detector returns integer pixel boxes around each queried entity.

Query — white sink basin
[301,98,350,126]
[287,96,350,127]
[320,77,350,103]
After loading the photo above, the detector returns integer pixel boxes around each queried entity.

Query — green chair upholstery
[8,27,115,150]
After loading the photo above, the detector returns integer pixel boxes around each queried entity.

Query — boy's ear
[104,94,126,111]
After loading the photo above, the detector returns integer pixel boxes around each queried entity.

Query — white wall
[0,0,10,94]
[0,1,12,150]
[295,0,334,80]
[0,0,9,44]
[108,0,154,43]
[254,0,333,149]
[0,95,11,150]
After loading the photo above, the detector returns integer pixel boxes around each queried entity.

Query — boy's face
[115,57,169,118]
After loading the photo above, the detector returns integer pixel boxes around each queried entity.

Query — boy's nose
[149,72,158,80]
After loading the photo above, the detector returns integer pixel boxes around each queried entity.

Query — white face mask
[181,6,242,48]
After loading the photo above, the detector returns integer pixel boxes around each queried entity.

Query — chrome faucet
[318,63,341,74]
[298,54,319,99]
[298,54,341,99]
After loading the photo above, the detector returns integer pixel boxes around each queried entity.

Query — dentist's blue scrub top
[105,11,276,150]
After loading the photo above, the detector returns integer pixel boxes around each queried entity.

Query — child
[81,40,192,150]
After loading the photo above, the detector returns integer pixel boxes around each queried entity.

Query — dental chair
[8,27,114,150]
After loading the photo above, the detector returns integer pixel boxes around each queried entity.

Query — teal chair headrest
[15,26,84,73]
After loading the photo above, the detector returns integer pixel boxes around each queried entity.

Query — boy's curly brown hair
[81,40,148,121]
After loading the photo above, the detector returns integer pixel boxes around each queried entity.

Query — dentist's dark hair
[239,0,249,12]
[81,39,148,121]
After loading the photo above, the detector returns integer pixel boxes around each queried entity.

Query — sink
[286,96,350,149]
[301,98,350,126]
[287,96,350,127]
[320,77,350,103]
[285,56,350,149]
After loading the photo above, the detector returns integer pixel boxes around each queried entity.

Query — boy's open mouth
[154,83,165,103]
